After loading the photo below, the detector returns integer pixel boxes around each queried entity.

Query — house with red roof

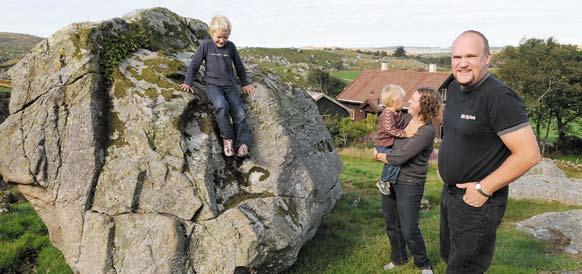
[336,69,454,138]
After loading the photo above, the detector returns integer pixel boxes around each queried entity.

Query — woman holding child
[373,86,441,274]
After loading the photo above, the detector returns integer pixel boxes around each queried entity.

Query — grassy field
[551,154,582,163]
[531,119,582,144]
[2,149,581,273]
[285,150,582,273]
[0,86,10,93]
[329,70,361,84]
[239,47,429,90]
[0,202,72,273]
[550,154,582,179]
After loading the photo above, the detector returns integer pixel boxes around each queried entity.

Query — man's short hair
[459,30,490,55]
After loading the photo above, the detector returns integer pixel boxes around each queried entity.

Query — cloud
[1,0,580,47]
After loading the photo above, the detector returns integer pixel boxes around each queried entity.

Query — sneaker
[376,181,391,195]
[237,144,249,157]
[223,139,234,157]
[383,262,397,270]
[421,267,434,274]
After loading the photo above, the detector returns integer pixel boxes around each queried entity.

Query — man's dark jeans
[440,184,508,274]
[382,183,431,268]
[206,84,251,147]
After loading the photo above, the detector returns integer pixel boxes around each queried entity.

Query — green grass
[546,154,582,179]
[0,86,10,93]
[285,153,582,274]
[532,119,582,144]
[562,169,582,179]
[329,70,361,84]
[549,154,582,163]
[0,202,73,273]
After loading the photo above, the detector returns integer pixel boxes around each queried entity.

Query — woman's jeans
[205,84,251,147]
[382,183,431,268]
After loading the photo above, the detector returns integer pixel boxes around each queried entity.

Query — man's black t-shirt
[438,74,529,185]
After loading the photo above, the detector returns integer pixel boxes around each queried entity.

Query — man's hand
[457,182,489,207]
[242,84,255,95]
[179,83,194,93]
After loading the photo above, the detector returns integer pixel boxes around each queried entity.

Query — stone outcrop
[0,8,342,274]
[0,93,9,124]
[509,159,582,205]
[517,210,582,254]
[0,89,9,201]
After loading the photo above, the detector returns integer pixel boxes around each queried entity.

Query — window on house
[349,109,355,120]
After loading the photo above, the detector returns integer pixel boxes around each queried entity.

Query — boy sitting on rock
[180,15,255,157]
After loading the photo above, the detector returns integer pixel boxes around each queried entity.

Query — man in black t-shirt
[438,30,541,273]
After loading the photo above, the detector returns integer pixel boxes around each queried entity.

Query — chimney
[381,62,388,71]
[429,64,437,73]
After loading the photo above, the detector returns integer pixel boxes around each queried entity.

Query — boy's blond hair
[209,15,232,35]
[380,84,406,107]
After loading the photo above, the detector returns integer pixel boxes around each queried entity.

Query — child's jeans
[375,146,400,183]
[206,84,251,147]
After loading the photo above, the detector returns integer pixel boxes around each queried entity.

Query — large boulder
[509,159,582,205]
[517,210,582,254]
[0,8,342,274]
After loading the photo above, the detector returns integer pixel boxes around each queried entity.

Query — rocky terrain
[0,32,43,80]
[512,159,582,256]
[0,7,342,274]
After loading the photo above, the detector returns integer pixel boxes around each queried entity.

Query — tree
[495,38,582,147]
[307,69,346,97]
[393,46,406,57]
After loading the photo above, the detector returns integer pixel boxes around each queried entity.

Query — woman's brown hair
[416,87,442,123]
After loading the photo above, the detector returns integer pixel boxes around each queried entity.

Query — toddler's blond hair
[209,15,232,35]
[380,84,406,107]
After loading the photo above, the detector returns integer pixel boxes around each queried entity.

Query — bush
[307,69,346,97]
[558,136,582,154]
[324,115,378,147]
[393,46,406,57]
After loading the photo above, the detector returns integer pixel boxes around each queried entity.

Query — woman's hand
[242,84,255,95]
[179,83,194,93]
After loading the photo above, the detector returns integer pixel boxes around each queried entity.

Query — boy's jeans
[206,84,251,147]
[375,146,400,183]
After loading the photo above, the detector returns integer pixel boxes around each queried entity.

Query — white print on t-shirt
[460,114,476,120]
[210,53,229,57]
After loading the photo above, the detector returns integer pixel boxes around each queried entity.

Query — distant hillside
[0,32,43,67]
[240,47,428,89]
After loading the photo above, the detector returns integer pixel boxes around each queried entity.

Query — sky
[1,0,580,48]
